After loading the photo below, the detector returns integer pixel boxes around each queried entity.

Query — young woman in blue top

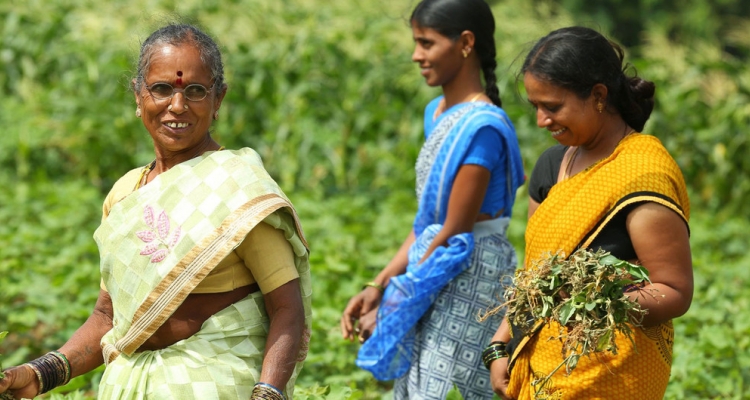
[340,0,525,398]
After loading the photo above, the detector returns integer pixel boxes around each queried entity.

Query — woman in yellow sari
[0,24,310,400]
[486,27,692,399]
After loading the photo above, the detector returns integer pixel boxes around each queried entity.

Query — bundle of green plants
[487,249,655,388]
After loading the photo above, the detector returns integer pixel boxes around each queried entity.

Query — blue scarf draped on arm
[356,101,524,380]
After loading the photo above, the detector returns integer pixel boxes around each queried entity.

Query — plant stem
[533,353,577,398]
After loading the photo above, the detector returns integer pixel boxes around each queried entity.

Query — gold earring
[597,102,604,113]
[462,48,471,58]
[213,111,219,120]
[135,107,141,118]
[184,104,189,110]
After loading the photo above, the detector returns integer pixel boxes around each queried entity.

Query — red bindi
[176,71,183,85]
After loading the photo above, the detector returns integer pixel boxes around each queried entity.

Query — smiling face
[411,21,463,87]
[523,72,604,147]
[135,43,225,155]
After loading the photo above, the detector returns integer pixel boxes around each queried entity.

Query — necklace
[469,92,483,102]
[562,127,635,181]
[562,147,580,180]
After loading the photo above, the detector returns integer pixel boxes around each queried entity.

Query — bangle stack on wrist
[251,382,285,400]
[25,351,71,395]
[362,281,385,293]
[482,340,508,370]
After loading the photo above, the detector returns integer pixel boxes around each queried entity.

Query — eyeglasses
[146,82,213,102]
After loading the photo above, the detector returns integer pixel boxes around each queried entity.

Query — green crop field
[1,0,749,398]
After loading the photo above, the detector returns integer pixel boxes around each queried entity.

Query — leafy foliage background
[1,0,748,398]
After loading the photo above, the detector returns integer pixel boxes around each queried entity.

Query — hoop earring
[597,102,604,114]
[135,107,141,118]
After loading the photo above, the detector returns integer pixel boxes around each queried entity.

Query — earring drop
[597,102,604,113]
[462,48,471,58]
[213,111,219,120]
[135,107,141,118]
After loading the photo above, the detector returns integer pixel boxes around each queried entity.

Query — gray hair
[133,24,225,96]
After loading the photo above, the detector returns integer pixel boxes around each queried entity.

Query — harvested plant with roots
[481,248,657,396]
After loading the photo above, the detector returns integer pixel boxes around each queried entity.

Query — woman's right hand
[340,287,383,342]
[0,364,40,399]
[490,357,514,400]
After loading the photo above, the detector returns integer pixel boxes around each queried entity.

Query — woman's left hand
[489,357,514,400]
[356,308,378,343]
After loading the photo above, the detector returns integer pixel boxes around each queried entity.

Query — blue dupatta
[356,99,524,380]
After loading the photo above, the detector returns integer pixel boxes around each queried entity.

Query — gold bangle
[25,363,44,395]
[362,281,385,293]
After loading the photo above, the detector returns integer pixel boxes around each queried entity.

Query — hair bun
[628,76,655,101]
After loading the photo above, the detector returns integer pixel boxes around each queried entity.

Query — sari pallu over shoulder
[95,148,310,363]
[356,102,524,381]
[507,134,690,400]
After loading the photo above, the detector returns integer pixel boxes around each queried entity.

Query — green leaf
[596,330,613,351]
[560,302,576,325]
[446,384,465,400]
[599,255,620,266]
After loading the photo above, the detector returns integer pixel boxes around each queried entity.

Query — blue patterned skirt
[393,217,517,400]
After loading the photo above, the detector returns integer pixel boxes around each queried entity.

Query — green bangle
[482,341,508,370]
[362,281,385,293]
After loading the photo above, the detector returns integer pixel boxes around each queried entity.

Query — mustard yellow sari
[508,134,689,399]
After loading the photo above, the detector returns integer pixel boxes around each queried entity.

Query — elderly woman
[0,24,310,400]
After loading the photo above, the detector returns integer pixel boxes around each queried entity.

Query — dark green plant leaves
[498,248,653,395]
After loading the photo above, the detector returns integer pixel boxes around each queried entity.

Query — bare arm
[528,197,541,219]
[342,165,490,342]
[417,164,491,262]
[489,193,539,400]
[0,290,113,398]
[260,279,305,391]
[59,290,112,374]
[626,202,693,326]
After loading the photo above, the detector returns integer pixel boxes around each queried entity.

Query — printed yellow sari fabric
[94,148,312,399]
[508,134,689,399]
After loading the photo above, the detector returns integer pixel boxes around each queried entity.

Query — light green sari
[94,148,312,399]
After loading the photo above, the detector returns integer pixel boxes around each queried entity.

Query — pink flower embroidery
[138,205,182,263]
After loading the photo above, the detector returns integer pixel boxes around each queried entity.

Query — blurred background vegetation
[1,0,749,398]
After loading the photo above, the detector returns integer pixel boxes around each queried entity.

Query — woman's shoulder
[102,166,146,219]
[539,144,567,161]
[533,144,567,176]
[466,102,514,131]
[528,144,567,203]
[110,167,144,195]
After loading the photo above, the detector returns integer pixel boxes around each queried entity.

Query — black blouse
[528,145,639,261]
